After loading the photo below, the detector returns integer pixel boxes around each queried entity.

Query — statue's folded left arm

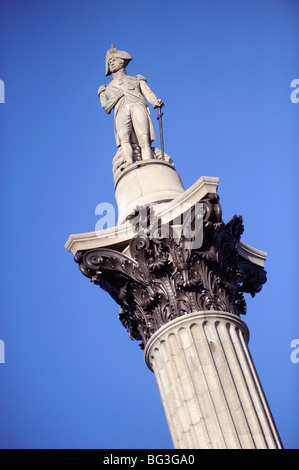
[98,86,124,114]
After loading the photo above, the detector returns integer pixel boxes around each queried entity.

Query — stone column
[70,187,283,449]
[144,311,282,449]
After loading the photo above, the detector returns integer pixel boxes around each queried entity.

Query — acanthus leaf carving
[74,194,266,349]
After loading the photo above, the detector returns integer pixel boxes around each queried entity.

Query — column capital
[74,193,266,350]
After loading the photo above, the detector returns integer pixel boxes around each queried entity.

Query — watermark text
[290,339,299,364]
[94,201,204,249]
[0,339,5,363]
[0,79,4,103]
[290,79,299,103]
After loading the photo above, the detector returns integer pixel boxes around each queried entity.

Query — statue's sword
[157,107,165,160]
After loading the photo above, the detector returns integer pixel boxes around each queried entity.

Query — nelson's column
[65,45,283,449]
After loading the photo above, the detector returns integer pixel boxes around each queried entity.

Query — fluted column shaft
[144,311,282,449]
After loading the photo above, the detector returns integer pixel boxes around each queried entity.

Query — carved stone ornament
[112,146,174,184]
[74,194,266,349]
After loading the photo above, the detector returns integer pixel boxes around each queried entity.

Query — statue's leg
[132,105,153,161]
[115,106,133,165]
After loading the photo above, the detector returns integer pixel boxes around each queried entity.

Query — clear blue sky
[0,0,298,449]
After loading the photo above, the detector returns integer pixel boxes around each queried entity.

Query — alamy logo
[290,79,299,104]
[290,339,299,364]
[0,80,5,103]
[94,201,204,250]
[0,339,5,363]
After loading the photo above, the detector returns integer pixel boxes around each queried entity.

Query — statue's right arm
[98,85,124,114]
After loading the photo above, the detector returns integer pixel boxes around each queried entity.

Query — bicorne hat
[105,44,132,76]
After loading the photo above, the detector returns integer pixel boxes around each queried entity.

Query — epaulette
[98,85,106,96]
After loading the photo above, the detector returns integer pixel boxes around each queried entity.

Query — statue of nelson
[98,45,164,164]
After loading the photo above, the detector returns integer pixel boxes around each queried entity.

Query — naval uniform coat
[98,74,157,147]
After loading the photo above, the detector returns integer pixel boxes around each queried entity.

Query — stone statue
[98,45,164,165]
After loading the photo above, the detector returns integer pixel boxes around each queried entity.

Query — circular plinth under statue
[114,152,185,225]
